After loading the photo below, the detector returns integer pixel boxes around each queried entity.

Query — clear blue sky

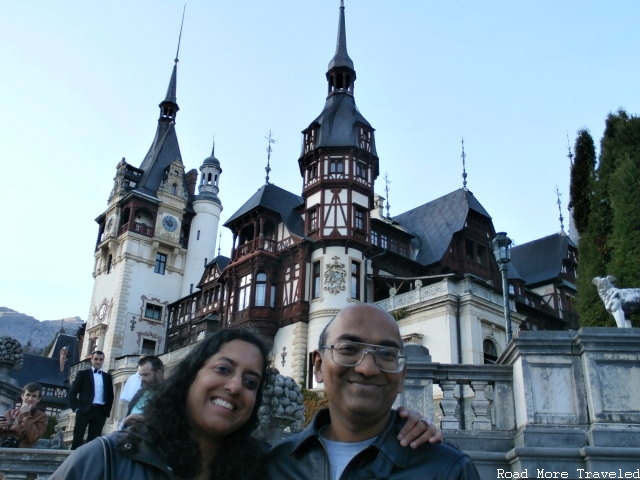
[1,1,638,321]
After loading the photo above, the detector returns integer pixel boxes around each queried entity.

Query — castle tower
[85,54,197,364]
[181,141,223,296]
[298,0,379,327]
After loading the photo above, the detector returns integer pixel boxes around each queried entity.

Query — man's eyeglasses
[320,341,406,373]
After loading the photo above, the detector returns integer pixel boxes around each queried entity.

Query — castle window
[308,162,318,180]
[312,261,321,299]
[106,254,113,274]
[238,274,251,311]
[141,339,156,356]
[270,284,277,307]
[355,161,367,179]
[329,158,344,174]
[358,126,372,152]
[351,261,361,300]
[255,272,267,306]
[144,303,163,321]
[483,339,498,364]
[309,208,319,231]
[154,253,167,275]
[354,208,365,231]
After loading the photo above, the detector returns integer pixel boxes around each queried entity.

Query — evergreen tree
[576,110,640,326]
[568,129,596,235]
[606,116,640,326]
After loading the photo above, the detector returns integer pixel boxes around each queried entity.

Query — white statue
[592,275,639,328]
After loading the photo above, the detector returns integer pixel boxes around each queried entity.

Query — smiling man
[265,303,480,480]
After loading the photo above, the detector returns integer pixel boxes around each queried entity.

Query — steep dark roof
[207,255,230,271]
[224,183,304,236]
[510,233,576,286]
[310,95,375,153]
[393,189,492,265]
[303,1,377,156]
[9,354,68,389]
[137,123,183,196]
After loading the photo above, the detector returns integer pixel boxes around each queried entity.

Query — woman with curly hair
[51,328,270,480]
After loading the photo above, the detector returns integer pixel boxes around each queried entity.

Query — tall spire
[326,0,356,96]
[461,137,468,190]
[159,6,185,122]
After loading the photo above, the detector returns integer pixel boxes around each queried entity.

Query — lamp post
[491,232,513,342]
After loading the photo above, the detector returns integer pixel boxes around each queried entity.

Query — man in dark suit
[68,350,114,449]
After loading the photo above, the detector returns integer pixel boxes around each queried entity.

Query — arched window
[255,272,267,306]
[483,338,498,364]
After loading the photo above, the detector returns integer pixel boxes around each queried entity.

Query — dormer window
[304,126,317,154]
[358,125,372,153]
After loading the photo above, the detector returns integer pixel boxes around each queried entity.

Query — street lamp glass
[491,232,512,263]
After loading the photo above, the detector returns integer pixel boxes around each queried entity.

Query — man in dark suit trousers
[68,350,114,449]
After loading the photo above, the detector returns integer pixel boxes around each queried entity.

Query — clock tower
[85,54,200,364]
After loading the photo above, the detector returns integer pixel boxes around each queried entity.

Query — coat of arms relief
[324,256,346,295]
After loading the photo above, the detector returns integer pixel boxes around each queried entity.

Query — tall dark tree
[568,129,596,235]
[577,110,640,327]
[607,115,640,327]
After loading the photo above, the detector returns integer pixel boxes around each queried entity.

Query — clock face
[162,215,178,232]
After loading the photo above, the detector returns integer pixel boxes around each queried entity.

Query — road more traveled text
[496,468,640,478]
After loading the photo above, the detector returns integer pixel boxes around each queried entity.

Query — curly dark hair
[121,328,270,479]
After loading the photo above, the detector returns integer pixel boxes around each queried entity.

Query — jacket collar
[290,408,410,468]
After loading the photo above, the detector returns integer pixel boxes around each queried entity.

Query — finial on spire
[265,129,276,184]
[461,137,468,191]
[384,172,391,219]
[176,4,186,65]
[566,132,574,165]
[555,185,566,235]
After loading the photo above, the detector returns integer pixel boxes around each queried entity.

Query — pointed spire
[556,185,566,235]
[461,137,468,190]
[328,1,354,71]
[159,6,185,122]
[265,130,276,184]
[326,1,356,96]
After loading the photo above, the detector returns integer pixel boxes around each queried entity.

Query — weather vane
[384,172,391,219]
[461,137,468,190]
[265,129,276,184]
[555,185,565,235]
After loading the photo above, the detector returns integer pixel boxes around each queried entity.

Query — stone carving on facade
[593,275,639,328]
[324,256,346,295]
[256,367,304,443]
[0,336,23,370]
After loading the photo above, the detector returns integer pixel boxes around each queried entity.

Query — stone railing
[0,447,69,480]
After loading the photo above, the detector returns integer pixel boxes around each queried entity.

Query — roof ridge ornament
[461,137,468,191]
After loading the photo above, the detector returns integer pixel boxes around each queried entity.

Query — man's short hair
[139,355,164,372]
[23,381,43,396]
[92,350,105,357]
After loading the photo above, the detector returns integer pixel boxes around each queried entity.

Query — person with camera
[0,382,48,448]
